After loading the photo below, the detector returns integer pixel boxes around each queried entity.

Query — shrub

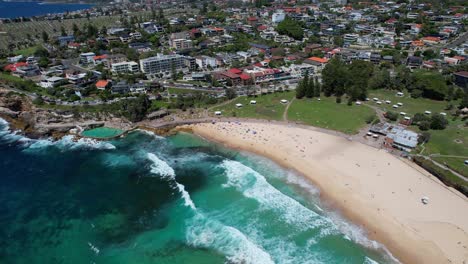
[385,111,399,121]
[418,131,431,144]
[430,114,448,130]
[418,121,431,131]
[335,96,342,104]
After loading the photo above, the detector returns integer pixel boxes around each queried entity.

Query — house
[128,42,152,53]
[95,80,111,90]
[40,76,65,88]
[14,64,40,77]
[79,52,96,65]
[453,71,468,90]
[444,56,465,65]
[304,57,328,71]
[249,43,272,55]
[93,55,109,67]
[57,35,75,46]
[111,81,130,94]
[4,62,28,72]
[422,36,441,45]
[407,56,423,68]
[304,44,322,54]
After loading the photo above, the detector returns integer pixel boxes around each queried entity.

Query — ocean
[0,118,396,263]
[0,1,93,19]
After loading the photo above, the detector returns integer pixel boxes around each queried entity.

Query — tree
[418,132,431,144]
[225,88,237,99]
[306,76,315,98]
[276,18,304,40]
[120,94,151,122]
[314,77,321,97]
[412,71,447,100]
[459,91,468,109]
[60,26,67,36]
[385,111,399,121]
[347,60,373,100]
[295,76,307,99]
[429,114,448,130]
[41,31,49,43]
[322,58,347,96]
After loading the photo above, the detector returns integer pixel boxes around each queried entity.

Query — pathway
[282,97,295,121]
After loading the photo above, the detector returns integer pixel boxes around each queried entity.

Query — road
[445,31,468,48]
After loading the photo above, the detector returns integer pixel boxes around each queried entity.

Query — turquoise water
[81,127,124,138]
[0,118,395,263]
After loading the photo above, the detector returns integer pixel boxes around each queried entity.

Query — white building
[171,39,193,50]
[140,54,195,76]
[272,11,285,23]
[39,76,64,88]
[111,61,140,74]
[195,56,217,69]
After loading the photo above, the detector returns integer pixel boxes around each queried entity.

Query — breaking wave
[186,213,274,264]
[221,160,335,235]
[147,153,196,210]
[221,159,398,262]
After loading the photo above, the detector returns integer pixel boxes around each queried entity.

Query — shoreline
[181,121,468,264]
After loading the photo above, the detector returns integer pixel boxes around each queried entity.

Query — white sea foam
[186,213,274,264]
[147,153,175,178]
[364,256,380,264]
[221,160,399,263]
[27,135,116,151]
[147,153,196,210]
[175,182,196,210]
[136,129,164,139]
[221,160,335,234]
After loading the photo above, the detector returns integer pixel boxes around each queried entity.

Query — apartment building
[139,54,195,75]
[111,61,140,74]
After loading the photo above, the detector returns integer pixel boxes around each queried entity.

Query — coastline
[181,121,468,264]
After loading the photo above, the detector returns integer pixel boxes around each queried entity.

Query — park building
[139,54,195,76]
[111,61,140,74]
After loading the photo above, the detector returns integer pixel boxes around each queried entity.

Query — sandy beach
[181,121,468,264]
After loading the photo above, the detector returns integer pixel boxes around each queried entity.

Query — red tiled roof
[423,36,440,42]
[96,80,109,88]
[307,57,328,63]
[93,55,108,60]
[4,62,28,71]
[228,68,242,74]
[257,25,267,31]
[221,71,240,79]
[239,73,251,80]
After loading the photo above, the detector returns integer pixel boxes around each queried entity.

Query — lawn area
[0,72,23,82]
[431,156,467,178]
[418,119,468,157]
[14,46,38,57]
[212,91,295,120]
[367,89,450,117]
[287,96,376,134]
